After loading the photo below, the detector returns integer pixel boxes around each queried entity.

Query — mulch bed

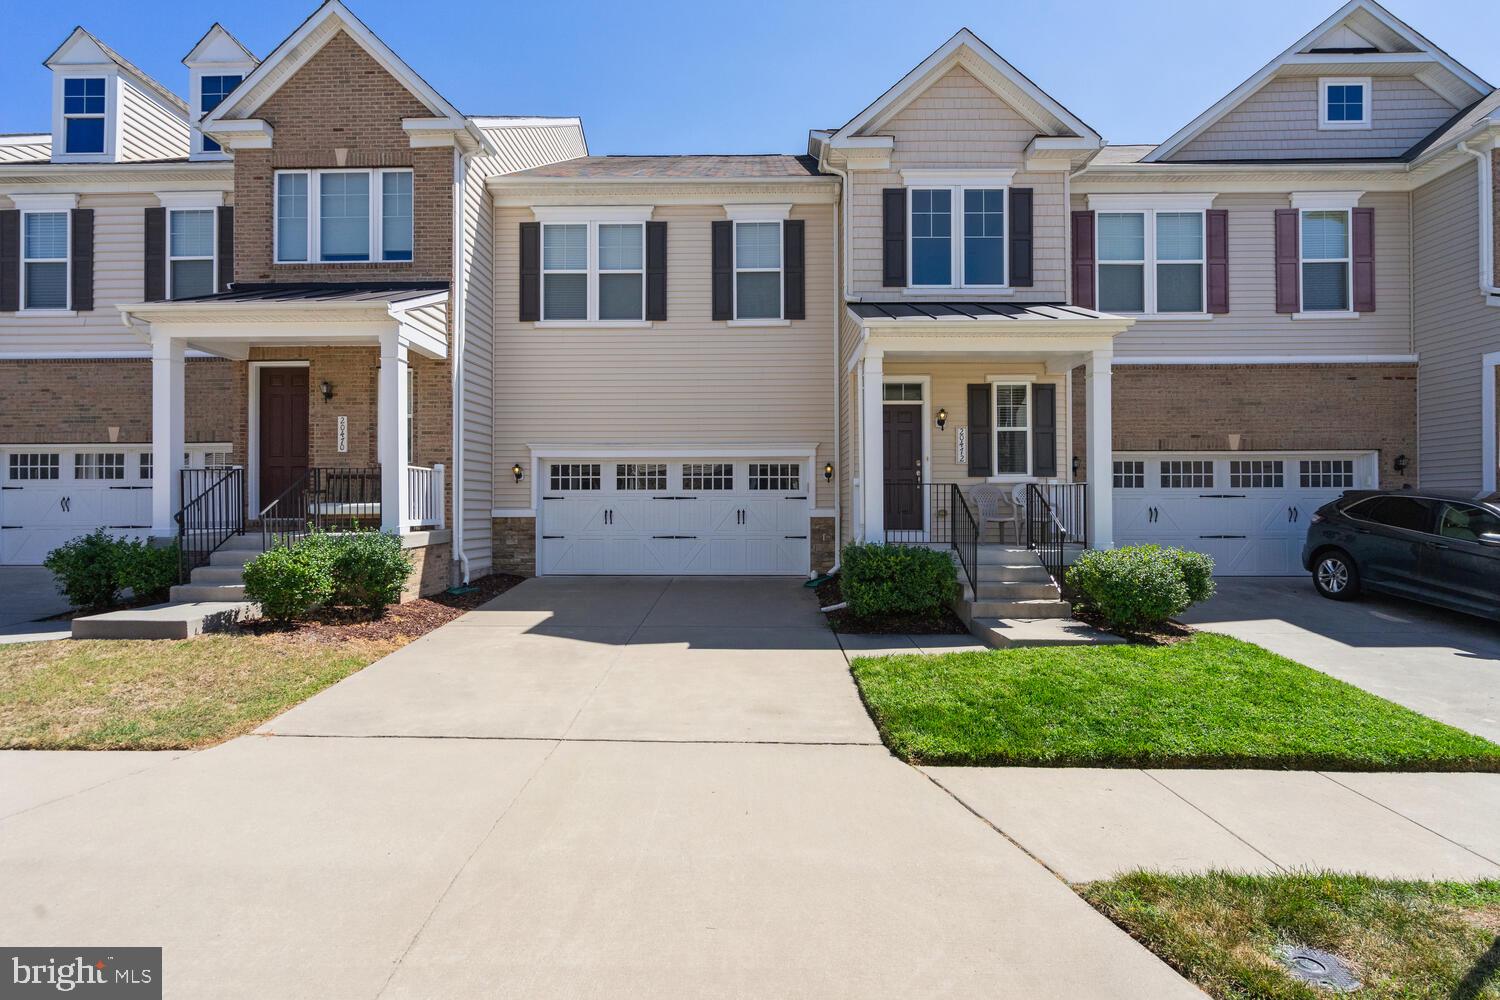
[815,576,970,635]
[1072,605,1197,645]
[235,573,524,644]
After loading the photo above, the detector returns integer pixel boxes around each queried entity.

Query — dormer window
[1319,77,1371,130]
[198,75,242,153]
[63,78,106,154]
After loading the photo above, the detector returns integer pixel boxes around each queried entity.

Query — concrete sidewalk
[927,766,1500,882]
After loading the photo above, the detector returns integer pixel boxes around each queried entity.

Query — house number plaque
[955,426,967,466]
[337,415,348,453]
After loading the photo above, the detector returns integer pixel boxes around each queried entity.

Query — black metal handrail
[1029,482,1088,549]
[176,465,245,581]
[949,482,980,596]
[1025,482,1088,587]
[883,481,965,544]
[260,467,382,549]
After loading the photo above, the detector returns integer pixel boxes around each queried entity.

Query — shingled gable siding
[1171,76,1458,161]
[232,30,454,285]
[847,64,1066,301]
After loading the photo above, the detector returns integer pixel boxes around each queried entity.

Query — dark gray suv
[1302,490,1500,620]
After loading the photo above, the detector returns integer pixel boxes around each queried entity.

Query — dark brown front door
[259,367,309,506]
[883,404,922,532]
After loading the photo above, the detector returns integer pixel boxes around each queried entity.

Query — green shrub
[1066,544,1215,631]
[840,543,959,619]
[242,542,334,621]
[43,530,125,609]
[327,531,411,614]
[116,539,180,604]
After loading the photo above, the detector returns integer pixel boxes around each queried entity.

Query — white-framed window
[1161,460,1214,489]
[75,452,125,480]
[539,218,647,323]
[1229,460,1285,489]
[9,453,60,481]
[198,74,242,154]
[62,77,106,154]
[616,463,667,491]
[272,168,413,264]
[22,211,69,311]
[683,463,733,491]
[908,185,1007,289]
[749,463,800,491]
[1301,209,1351,312]
[1097,210,1205,314]
[549,463,601,491]
[992,382,1030,477]
[734,220,782,320]
[1113,460,1145,489]
[140,453,152,480]
[1319,77,1371,130]
[167,208,216,300]
[1300,459,1354,489]
[882,382,924,402]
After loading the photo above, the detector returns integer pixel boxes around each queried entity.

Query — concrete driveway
[0,576,1203,999]
[1183,577,1500,741]
[0,566,69,627]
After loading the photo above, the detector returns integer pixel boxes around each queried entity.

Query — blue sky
[3,0,1497,154]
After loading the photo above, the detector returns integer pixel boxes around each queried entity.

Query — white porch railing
[405,463,445,530]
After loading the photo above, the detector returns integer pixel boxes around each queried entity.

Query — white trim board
[1113,354,1418,365]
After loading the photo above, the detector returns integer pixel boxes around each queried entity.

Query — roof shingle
[507,155,823,180]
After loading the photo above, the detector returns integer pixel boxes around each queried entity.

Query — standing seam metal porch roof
[848,302,1121,321]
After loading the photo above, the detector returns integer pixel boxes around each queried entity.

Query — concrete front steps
[954,546,1121,648]
[71,534,264,640]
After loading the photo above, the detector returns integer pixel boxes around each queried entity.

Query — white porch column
[378,330,410,534]
[1085,348,1114,550]
[150,336,186,536]
[859,349,885,542]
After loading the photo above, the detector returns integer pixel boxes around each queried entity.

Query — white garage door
[1113,453,1376,576]
[0,449,153,564]
[540,459,811,575]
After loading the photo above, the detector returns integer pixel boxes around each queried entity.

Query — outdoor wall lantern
[823,462,834,483]
[936,407,947,430]
[1394,454,1409,474]
[512,463,525,483]
[1072,455,1081,477]
[320,380,335,402]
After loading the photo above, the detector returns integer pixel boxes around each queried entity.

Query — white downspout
[451,147,470,583]
[818,142,849,575]
[1459,140,1499,296]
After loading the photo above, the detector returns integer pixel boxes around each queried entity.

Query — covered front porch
[118,284,452,551]
[845,302,1132,573]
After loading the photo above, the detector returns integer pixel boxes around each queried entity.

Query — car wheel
[1313,550,1361,601]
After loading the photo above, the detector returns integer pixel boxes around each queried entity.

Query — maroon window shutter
[1274,209,1299,314]
[1352,207,1375,313]
[1206,209,1229,314]
[0,210,17,312]
[1071,211,1095,309]
[518,221,540,322]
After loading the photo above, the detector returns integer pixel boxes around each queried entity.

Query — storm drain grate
[1276,945,1362,993]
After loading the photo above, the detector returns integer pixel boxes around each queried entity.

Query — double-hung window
[22,212,69,311]
[907,176,1008,289]
[167,209,216,300]
[198,75,242,153]
[1096,206,1205,314]
[1300,209,1350,312]
[992,382,1030,477]
[1320,78,1370,129]
[62,78,106,155]
[538,213,648,323]
[734,221,781,320]
[273,168,414,264]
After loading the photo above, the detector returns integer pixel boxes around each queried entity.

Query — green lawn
[1084,872,1500,999]
[849,633,1500,770]
[0,634,400,749]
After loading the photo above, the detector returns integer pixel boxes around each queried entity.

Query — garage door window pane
[616,463,666,491]
[549,463,600,491]
[683,463,733,490]
[75,453,125,480]
[1229,460,1284,489]
[1112,461,1144,489]
[1299,460,1354,488]
[1161,460,1213,488]
[749,464,799,491]
[8,453,59,480]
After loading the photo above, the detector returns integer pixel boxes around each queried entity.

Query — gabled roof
[182,23,258,67]
[1146,0,1492,163]
[830,28,1100,144]
[202,0,464,127]
[44,27,189,115]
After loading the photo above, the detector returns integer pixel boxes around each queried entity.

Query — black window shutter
[967,383,992,478]
[217,206,234,292]
[1008,188,1033,287]
[1031,383,1057,478]
[0,210,16,312]
[144,207,166,302]
[882,188,907,287]
[645,220,667,321]
[783,219,805,320]
[711,220,732,320]
[518,221,540,322]
[69,209,94,311]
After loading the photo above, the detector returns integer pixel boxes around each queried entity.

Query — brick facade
[0,358,238,448]
[232,31,453,286]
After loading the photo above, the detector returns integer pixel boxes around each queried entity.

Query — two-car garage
[1112,452,1380,576]
[538,458,812,575]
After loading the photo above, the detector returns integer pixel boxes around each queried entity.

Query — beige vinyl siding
[848,65,1067,301]
[1413,162,1499,492]
[0,138,49,163]
[1172,77,1456,161]
[401,300,448,345]
[0,193,155,354]
[492,202,836,510]
[882,360,1070,487]
[477,123,588,173]
[117,78,188,162]
[1070,190,1414,358]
